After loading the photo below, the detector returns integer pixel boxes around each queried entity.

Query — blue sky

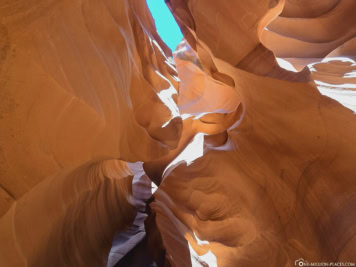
[146,0,183,51]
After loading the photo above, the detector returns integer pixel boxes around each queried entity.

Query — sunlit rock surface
[0,0,355,266]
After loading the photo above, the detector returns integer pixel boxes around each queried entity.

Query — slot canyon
[0,0,356,266]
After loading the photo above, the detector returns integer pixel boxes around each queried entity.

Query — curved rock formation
[0,0,355,266]
[0,0,181,265]
[262,0,356,59]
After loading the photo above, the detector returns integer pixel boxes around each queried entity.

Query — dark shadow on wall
[115,197,172,267]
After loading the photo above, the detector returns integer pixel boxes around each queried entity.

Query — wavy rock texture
[0,0,182,214]
[0,0,181,266]
[154,0,356,266]
[262,0,356,59]
[0,0,355,266]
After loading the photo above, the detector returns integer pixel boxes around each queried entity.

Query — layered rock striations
[0,0,181,265]
[0,0,355,266]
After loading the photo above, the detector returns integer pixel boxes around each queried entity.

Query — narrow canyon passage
[0,0,355,266]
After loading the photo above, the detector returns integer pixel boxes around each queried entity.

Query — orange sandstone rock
[0,0,355,266]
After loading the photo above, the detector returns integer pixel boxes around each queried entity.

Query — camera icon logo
[295,258,307,266]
